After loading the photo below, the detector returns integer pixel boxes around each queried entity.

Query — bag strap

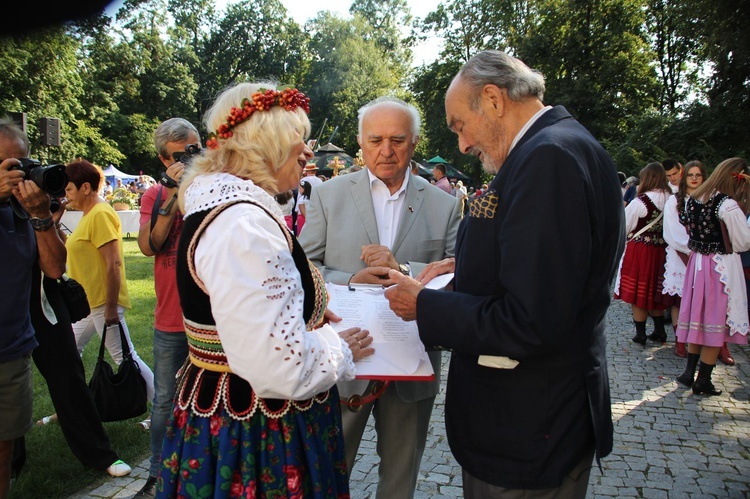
[99,321,134,362]
[629,211,663,240]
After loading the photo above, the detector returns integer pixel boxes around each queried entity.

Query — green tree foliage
[195,0,308,119]
[1,0,746,186]
[645,0,701,114]
[304,12,402,153]
[349,0,414,74]
[518,0,659,156]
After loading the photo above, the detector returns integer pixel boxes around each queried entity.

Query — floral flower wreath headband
[205,86,311,150]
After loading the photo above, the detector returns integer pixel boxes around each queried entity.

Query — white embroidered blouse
[182,173,356,400]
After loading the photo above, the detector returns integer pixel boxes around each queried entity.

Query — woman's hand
[338,327,374,362]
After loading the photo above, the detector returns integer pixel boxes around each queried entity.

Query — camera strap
[9,197,31,220]
[148,186,163,254]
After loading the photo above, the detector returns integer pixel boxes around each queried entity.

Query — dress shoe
[648,330,667,343]
[692,362,722,396]
[674,342,687,358]
[134,475,157,498]
[631,332,647,346]
[692,378,722,396]
[718,343,735,366]
[676,372,694,387]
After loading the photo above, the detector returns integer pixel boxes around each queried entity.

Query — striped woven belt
[183,317,232,373]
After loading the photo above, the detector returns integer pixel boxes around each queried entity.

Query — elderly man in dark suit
[299,95,461,498]
[385,50,626,498]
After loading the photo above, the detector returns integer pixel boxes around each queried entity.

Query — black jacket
[417,106,625,489]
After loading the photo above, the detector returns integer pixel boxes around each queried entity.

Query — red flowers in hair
[206,86,310,149]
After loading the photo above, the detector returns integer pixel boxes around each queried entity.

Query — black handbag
[88,321,148,422]
[58,274,90,323]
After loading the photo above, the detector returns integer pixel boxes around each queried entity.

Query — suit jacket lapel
[491,106,572,191]
[351,169,380,245]
[391,175,424,255]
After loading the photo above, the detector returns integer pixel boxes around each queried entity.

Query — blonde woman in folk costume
[158,82,374,498]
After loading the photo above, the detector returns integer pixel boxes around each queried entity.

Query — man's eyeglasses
[686,173,703,179]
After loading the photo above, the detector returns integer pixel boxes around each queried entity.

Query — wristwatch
[398,263,411,276]
[30,215,54,232]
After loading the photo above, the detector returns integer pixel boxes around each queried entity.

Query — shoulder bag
[58,274,91,323]
[88,321,148,422]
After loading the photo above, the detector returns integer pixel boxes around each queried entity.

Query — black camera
[12,158,68,197]
[171,143,202,164]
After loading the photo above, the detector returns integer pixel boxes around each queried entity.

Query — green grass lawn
[11,238,156,498]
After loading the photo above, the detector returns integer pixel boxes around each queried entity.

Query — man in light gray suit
[299,96,461,498]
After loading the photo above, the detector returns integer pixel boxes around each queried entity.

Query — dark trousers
[14,274,118,473]
[462,446,595,499]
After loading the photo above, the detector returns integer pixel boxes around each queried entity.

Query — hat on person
[303,163,318,172]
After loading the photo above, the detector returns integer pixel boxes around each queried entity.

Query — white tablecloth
[60,209,141,237]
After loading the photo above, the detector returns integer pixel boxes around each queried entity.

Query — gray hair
[154,117,200,158]
[457,50,545,108]
[0,116,30,156]
[358,96,421,143]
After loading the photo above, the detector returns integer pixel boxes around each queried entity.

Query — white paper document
[326,283,434,380]
[424,272,454,290]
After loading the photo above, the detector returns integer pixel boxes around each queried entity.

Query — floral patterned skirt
[157,381,350,499]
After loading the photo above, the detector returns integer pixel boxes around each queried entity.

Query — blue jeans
[149,329,189,477]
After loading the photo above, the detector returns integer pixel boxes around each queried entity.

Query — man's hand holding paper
[326,283,433,379]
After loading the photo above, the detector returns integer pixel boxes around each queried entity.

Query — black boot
[677,353,699,387]
[632,320,647,345]
[648,315,667,343]
[692,362,722,396]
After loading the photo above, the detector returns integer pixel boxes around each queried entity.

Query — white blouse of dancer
[614,190,670,295]
[688,197,750,336]
[662,195,690,297]
[183,172,357,400]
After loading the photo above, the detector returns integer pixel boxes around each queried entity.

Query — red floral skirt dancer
[614,191,673,345]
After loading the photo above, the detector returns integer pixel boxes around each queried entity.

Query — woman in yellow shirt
[63,160,154,405]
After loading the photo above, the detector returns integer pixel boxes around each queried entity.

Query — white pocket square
[477,355,519,369]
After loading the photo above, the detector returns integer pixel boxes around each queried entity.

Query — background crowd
[1,47,748,499]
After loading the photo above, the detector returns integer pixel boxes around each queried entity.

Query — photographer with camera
[134,117,200,498]
[0,118,132,492]
[0,117,61,497]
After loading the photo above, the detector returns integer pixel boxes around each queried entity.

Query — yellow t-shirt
[66,202,131,309]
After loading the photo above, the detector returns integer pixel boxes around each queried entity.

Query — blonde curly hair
[180,81,311,205]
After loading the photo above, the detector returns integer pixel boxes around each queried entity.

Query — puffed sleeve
[194,203,356,400]
[719,198,750,253]
[623,196,647,234]
[663,195,689,253]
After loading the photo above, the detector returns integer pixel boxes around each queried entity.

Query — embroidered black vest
[174,199,330,419]
[629,194,665,246]
[683,193,731,255]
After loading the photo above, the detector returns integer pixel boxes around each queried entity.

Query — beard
[473,111,506,175]
[467,146,502,175]
[481,153,501,174]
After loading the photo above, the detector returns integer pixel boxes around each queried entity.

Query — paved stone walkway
[69,297,750,498]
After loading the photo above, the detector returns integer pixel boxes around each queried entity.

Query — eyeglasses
[686,173,703,179]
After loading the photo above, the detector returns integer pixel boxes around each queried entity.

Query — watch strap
[158,194,178,216]
[30,215,54,231]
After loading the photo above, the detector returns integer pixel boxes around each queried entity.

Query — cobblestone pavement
[69,298,750,498]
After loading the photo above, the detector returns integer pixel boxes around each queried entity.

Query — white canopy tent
[101,164,140,187]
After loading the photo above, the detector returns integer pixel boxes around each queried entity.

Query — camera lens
[29,164,68,197]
